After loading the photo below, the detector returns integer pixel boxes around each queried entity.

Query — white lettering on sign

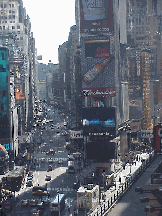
[89,132,110,136]
[82,89,116,97]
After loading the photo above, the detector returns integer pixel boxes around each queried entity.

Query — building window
[20,36,23,40]
[4,4,6,8]
[3,26,5,30]
[12,15,15,19]
[17,25,20,29]
[12,26,15,29]
[9,15,11,19]
[0,26,2,30]
[9,10,11,13]
[9,4,11,8]
[12,4,14,7]
[1,4,3,8]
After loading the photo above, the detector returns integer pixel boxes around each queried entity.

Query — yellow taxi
[41,158,46,163]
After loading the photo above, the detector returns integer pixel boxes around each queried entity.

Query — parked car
[47,165,52,172]
[26,180,33,187]
[27,176,33,181]
[73,182,80,190]
[45,175,51,181]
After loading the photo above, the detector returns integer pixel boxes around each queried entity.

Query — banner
[15,84,25,100]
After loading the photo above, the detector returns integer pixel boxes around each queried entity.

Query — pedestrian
[119,176,121,183]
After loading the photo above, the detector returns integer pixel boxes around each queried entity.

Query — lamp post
[57,190,60,216]
[150,80,159,128]
[84,190,87,216]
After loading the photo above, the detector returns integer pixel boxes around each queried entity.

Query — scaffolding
[141,50,152,130]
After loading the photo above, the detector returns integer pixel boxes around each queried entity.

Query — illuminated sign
[0,48,10,144]
[85,40,110,58]
[2,143,11,151]
[80,0,114,34]
[15,84,24,100]
[82,87,116,97]
[82,107,116,136]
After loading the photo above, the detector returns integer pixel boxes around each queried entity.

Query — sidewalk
[88,152,152,216]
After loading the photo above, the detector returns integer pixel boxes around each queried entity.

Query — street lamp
[57,190,60,216]
[150,79,159,128]
[84,190,87,216]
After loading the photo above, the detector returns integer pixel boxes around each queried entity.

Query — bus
[50,193,66,216]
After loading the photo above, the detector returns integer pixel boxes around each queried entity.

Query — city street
[6,105,94,216]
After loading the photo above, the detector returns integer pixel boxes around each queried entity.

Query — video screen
[82,107,116,127]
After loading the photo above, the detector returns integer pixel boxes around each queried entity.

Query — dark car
[47,165,52,172]
[21,199,29,207]
[73,182,80,190]
[26,180,33,187]
[42,197,50,205]
[29,199,38,207]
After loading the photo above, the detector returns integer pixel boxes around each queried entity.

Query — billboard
[85,39,110,58]
[86,140,116,162]
[0,48,10,145]
[82,107,116,136]
[15,84,24,100]
[80,0,114,34]
[80,36,115,97]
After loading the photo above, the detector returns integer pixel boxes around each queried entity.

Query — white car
[48,158,53,163]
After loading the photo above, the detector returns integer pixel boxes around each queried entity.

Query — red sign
[82,87,116,97]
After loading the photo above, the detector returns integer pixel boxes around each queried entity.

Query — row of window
[0,15,15,19]
[1,10,15,14]
[0,3,14,8]
[0,26,21,31]
[0,20,15,23]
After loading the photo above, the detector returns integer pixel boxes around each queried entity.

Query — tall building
[126,0,162,127]
[72,0,128,171]
[0,0,38,158]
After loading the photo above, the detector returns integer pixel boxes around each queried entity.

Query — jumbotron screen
[82,107,116,135]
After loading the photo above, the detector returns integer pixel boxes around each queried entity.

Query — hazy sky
[22,0,76,64]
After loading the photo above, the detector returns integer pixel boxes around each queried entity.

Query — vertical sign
[0,48,10,149]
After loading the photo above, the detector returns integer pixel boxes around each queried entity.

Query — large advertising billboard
[15,84,25,100]
[82,107,116,136]
[80,0,114,34]
[0,48,10,145]
[80,36,115,97]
